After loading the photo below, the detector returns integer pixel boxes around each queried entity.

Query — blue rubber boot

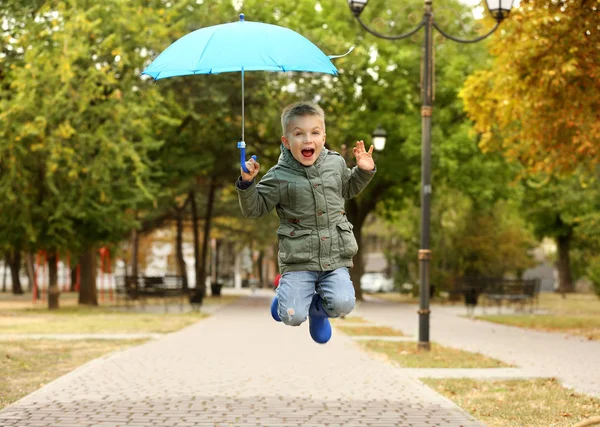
[308,294,332,344]
[270,295,282,322]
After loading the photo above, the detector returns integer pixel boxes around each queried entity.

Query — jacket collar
[278,144,328,172]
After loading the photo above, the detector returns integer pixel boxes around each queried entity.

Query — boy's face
[281,114,326,167]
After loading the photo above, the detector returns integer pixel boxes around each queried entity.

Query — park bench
[115,275,186,312]
[114,275,140,303]
[458,277,541,313]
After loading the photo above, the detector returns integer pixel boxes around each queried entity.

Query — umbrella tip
[239,13,245,22]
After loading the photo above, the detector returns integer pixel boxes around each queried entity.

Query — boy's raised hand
[353,140,375,171]
[241,157,260,182]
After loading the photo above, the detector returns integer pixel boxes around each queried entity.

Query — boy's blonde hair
[281,102,325,134]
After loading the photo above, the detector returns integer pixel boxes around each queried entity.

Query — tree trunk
[25,252,36,294]
[190,190,203,301]
[257,250,264,287]
[47,251,60,310]
[191,177,217,300]
[78,248,98,306]
[176,208,188,290]
[352,229,366,301]
[8,249,23,295]
[70,266,77,292]
[198,177,217,298]
[556,232,574,294]
[346,199,365,302]
[214,239,221,284]
[130,228,139,277]
[2,254,7,292]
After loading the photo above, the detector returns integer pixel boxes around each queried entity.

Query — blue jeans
[276,268,356,326]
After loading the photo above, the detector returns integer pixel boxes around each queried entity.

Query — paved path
[355,296,600,397]
[0,291,482,427]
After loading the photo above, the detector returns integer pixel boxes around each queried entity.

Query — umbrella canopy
[142,14,338,79]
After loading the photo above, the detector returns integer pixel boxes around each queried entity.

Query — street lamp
[349,0,513,351]
[372,125,387,151]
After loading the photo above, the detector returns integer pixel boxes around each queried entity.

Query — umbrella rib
[194,30,220,72]
[265,55,286,72]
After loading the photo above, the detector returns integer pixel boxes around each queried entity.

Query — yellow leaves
[560,59,578,76]
[56,122,75,140]
[461,0,599,175]
[60,62,73,83]
[174,194,188,208]
[62,146,75,157]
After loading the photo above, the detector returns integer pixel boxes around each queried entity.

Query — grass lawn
[0,292,242,335]
[476,293,600,341]
[0,291,240,310]
[336,325,405,336]
[330,315,370,324]
[0,339,147,410]
[475,314,600,340]
[360,341,512,368]
[423,378,600,427]
[373,291,600,341]
[0,309,208,334]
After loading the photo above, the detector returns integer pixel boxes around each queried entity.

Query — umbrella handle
[238,142,257,173]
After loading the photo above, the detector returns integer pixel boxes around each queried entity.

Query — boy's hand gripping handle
[238,141,257,173]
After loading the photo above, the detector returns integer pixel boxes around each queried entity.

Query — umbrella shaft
[241,68,244,142]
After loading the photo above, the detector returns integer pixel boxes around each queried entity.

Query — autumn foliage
[461,0,599,175]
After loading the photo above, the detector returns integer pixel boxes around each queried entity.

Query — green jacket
[237,145,376,273]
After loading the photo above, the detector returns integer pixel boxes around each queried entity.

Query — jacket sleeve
[341,158,377,200]
[236,168,281,218]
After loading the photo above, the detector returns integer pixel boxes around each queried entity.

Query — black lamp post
[349,0,513,351]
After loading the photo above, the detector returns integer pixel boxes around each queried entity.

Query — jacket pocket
[277,226,313,264]
[287,181,316,213]
[336,222,358,258]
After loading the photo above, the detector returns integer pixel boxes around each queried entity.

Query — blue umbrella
[142,13,345,172]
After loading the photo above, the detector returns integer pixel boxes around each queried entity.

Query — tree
[0,0,172,307]
[461,0,600,175]
[521,172,600,293]
[386,185,536,292]
[6,249,23,294]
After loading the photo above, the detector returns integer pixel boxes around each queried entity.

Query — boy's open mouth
[301,148,315,159]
